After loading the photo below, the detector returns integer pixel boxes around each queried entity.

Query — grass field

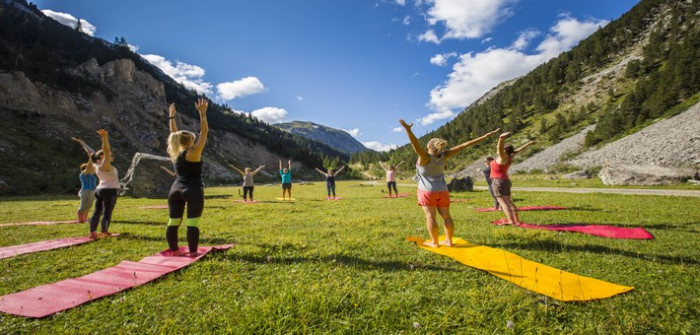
[0,181,698,333]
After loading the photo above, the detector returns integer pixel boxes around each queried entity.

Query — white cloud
[296,96,304,101]
[216,77,265,101]
[395,0,407,5]
[423,16,608,125]
[363,141,398,152]
[511,30,540,50]
[342,128,361,137]
[251,107,288,124]
[418,30,440,44]
[481,37,493,44]
[128,44,140,52]
[403,15,411,25]
[42,9,96,36]
[422,0,516,43]
[142,54,213,95]
[392,127,404,133]
[430,52,457,66]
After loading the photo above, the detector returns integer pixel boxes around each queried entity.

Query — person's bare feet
[423,241,440,248]
[440,239,453,247]
[89,232,98,239]
[171,249,187,256]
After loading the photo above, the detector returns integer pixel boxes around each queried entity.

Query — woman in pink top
[491,132,537,225]
[378,161,404,197]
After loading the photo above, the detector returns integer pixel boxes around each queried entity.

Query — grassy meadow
[0,180,698,334]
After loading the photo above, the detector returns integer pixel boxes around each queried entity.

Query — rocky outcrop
[598,165,696,186]
[447,176,473,192]
[511,125,595,173]
[275,121,369,154]
[120,153,173,198]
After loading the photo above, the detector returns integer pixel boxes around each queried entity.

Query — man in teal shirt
[279,159,292,200]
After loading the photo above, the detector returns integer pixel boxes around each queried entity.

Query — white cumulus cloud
[342,128,361,137]
[363,141,398,152]
[392,127,404,133]
[142,54,213,95]
[251,107,288,124]
[42,9,96,36]
[418,30,440,44]
[422,16,608,125]
[422,0,516,43]
[296,96,304,101]
[430,52,458,66]
[216,77,266,101]
[511,30,540,50]
[403,15,411,25]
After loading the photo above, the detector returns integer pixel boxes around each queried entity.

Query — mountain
[275,121,372,154]
[368,0,699,176]
[0,0,348,194]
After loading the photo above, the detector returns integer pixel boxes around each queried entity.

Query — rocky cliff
[275,121,371,154]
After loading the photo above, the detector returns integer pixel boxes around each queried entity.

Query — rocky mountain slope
[275,121,371,154]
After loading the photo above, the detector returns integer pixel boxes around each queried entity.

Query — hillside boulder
[563,170,591,179]
[120,153,174,198]
[598,164,696,186]
[448,177,473,192]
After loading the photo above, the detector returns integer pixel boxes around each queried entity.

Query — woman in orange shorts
[399,119,499,247]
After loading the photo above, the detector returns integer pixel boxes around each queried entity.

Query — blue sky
[35,0,639,151]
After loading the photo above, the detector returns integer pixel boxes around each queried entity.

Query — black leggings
[90,188,118,233]
[167,186,204,253]
[326,182,336,197]
[387,181,397,194]
[243,186,254,200]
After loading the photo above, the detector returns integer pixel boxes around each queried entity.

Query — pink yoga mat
[382,193,410,198]
[491,219,654,239]
[0,244,233,318]
[0,237,93,259]
[476,205,567,212]
[326,196,343,200]
[233,200,258,204]
[0,220,80,228]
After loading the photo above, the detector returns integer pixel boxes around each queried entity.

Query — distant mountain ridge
[275,121,372,154]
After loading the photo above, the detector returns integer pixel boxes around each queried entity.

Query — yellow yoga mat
[407,236,633,301]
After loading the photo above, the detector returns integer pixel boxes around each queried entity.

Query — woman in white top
[89,129,119,239]
[228,164,265,202]
[379,161,404,197]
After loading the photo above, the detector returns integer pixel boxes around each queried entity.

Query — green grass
[1,181,699,334]
[474,174,700,190]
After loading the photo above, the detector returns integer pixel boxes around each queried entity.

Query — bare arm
[396,161,405,168]
[228,164,245,175]
[186,98,209,162]
[159,165,176,177]
[514,140,538,156]
[496,132,511,164]
[96,129,111,170]
[444,128,500,159]
[314,168,327,176]
[72,137,95,156]
[400,119,429,165]
[279,159,283,170]
[333,165,346,176]
[288,160,292,169]
[252,165,266,175]
[168,103,177,133]
[378,161,388,171]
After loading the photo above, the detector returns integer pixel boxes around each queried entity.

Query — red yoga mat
[476,205,567,212]
[0,220,80,228]
[0,237,94,259]
[233,200,259,204]
[0,244,233,318]
[382,193,410,198]
[491,219,654,239]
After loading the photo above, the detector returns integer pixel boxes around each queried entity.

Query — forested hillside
[353,0,699,175]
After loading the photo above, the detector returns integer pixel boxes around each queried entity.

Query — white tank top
[386,170,395,182]
[94,162,120,189]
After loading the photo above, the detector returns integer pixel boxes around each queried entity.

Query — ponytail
[427,138,449,155]
[167,130,196,162]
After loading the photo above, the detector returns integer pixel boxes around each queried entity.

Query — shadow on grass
[112,220,164,226]
[204,195,233,200]
[120,233,232,246]
[496,240,700,266]
[639,223,700,233]
[565,206,602,212]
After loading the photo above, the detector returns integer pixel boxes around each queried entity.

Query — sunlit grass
[0,181,698,333]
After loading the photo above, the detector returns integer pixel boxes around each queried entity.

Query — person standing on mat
[379,161,404,197]
[315,165,345,199]
[491,132,537,225]
[482,157,500,210]
[400,119,499,248]
[89,130,120,239]
[228,164,265,202]
[72,137,98,223]
[166,99,208,256]
[279,159,292,200]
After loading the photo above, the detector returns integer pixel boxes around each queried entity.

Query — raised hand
[97,129,108,137]
[195,98,208,115]
[399,119,413,129]
[499,132,512,138]
[169,103,177,117]
[489,128,501,136]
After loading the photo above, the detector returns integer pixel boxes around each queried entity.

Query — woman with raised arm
[72,137,97,223]
[228,163,265,202]
[89,130,120,238]
[279,159,292,200]
[165,99,208,256]
[491,132,537,225]
[315,165,346,199]
[379,160,404,197]
[400,119,499,247]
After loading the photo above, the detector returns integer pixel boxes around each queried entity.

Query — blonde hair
[167,130,196,162]
[427,138,448,155]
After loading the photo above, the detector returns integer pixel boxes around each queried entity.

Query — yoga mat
[0,237,93,259]
[476,206,567,212]
[0,244,233,318]
[326,197,343,201]
[0,220,80,228]
[407,236,633,301]
[382,193,410,198]
[140,205,169,209]
[233,200,258,204]
[491,219,654,239]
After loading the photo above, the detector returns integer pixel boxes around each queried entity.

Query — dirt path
[361,181,700,197]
